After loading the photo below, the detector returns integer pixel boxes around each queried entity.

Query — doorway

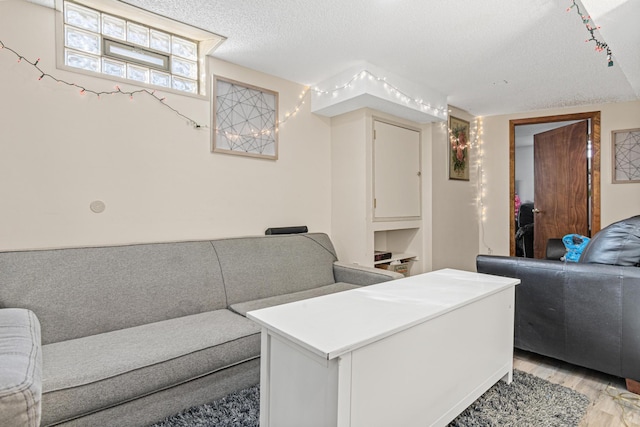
[509,112,601,257]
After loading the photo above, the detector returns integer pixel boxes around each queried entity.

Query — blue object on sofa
[561,234,590,262]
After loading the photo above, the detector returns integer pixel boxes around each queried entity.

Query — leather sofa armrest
[333,261,403,286]
[476,255,640,382]
[546,238,566,260]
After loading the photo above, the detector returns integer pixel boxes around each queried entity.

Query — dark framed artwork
[612,128,640,183]
[448,116,470,180]
[212,76,279,160]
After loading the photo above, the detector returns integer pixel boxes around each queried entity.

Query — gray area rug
[150,370,589,427]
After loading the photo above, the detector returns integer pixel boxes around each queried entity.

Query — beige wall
[430,107,479,272]
[481,100,640,256]
[0,1,332,250]
[3,1,635,269]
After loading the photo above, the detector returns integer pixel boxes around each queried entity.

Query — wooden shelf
[373,253,416,265]
[372,220,421,232]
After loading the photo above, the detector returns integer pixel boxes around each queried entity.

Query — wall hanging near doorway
[612,128,640,183]
[212,76,279,160]
[448,116,470,181]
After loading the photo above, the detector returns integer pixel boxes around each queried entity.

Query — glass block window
[63,1,200,95]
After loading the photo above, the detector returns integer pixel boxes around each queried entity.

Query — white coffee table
[247,268,520,427]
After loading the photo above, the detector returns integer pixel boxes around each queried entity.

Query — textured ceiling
[35,0,640,116]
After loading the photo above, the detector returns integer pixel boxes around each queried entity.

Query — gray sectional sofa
[0,232,401,426]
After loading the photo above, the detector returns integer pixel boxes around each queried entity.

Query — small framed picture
[212,76,279,160]
[612,128,640,183]
[448,116,470,180]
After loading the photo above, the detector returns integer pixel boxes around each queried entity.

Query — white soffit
[311,64,447,123]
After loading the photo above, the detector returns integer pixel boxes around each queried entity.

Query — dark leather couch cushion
[579,215,640,266]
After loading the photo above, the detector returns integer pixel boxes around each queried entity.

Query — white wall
[515,145,534,203]
[0,1,332,250]
[8,0,630,271]
[481,100,640,256]
[330,109,369,265]
[429,107,479,271]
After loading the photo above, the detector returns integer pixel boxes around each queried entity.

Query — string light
[473,117,492,254]
[215,67,445,143]
[312,69,447,118]
[3,39,447,139]
[213,87,309,140]
[280,87,309,125]
[442,115,491,253]
[567,0,613,67]
[0,35,314,140]
[0,39,205,128]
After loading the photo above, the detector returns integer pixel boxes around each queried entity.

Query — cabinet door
[373,121,421,219]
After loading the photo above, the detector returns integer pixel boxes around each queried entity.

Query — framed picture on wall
[448,116,470,181]
[212,76,279,160]
[612,128,640,183]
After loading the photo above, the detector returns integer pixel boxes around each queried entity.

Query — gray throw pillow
[579,215,640,266]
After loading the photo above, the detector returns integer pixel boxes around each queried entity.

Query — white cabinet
[373,120,421,219]
[248,270,519,427]
[331,109,425,273]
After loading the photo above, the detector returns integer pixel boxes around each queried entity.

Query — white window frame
[55,0,225,98]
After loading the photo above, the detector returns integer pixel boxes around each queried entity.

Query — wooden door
[533,121,589,259]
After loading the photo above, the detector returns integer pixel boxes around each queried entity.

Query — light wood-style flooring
[514,349,640,427]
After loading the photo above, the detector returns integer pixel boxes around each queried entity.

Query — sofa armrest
[333,261,403,286]
[545,238,566,260]
[0,309,42,427]
[476,255,640,382]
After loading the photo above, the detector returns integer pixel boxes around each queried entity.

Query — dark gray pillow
[579,215,640,266]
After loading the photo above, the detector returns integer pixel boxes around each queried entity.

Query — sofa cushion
[230,282,360,316]
[579,215,640,266]
[41,310,260,426]
[0,241,227,344]
[213,233,339,306]
[0,309,42,427]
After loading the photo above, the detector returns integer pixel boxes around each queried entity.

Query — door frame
[509,111,601,256]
